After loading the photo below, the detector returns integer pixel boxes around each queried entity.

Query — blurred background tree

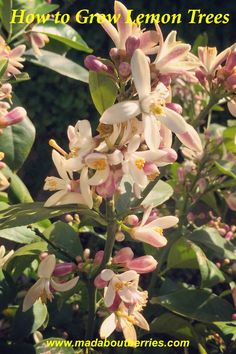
[15,0,236,199]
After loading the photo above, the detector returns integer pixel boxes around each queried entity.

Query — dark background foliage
[15,0,236,199]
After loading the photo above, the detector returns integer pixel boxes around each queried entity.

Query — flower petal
[132,228,167,248]
[100,313,117,339]
[22,279,45,312]
[38,254,56,278]
[147,216,179,229]
[119,270,138,282]
[80,167,93,209]
[115,1,132,49]
[143,114,160,151]
[160,107,187,134]
[133,311,150,330]
[100,101,140,125]
[104,283,116,307]
[88,167,110,186]
[51,276,79,292]
[131,49,151,100]
[100,269,115,281]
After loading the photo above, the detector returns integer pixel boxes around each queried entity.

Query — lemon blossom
[197,46,230,77]
[0,36,26,76]
[0,245,14,267]
[44,149,93,208]
[97,1,159,54]
[100,269,147,308]
[130,206,179,248]
[67,120,96,158]
[100,49,190,151]
[100,301,149,343]
[23,255,79,312]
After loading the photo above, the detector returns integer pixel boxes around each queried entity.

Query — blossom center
[135,158,145,169]
[154,227,163,235]
[90,159,107,170]
[150,103,165,116]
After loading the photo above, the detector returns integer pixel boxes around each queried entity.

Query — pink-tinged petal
[97,15,119,48]
[115,1,132,49]
[88,167,110,186]
[113,247,134,264]
[104,283,116,307]
[131,49,151,100]
[133,311,150,330]
[128,135,141,153]
[126,255,157,274]
[5,107,27,125]
[22,280,45,312]
[10,45,26,58]
[94,274,108,288]
[53,191,85,206]
[38,254,56,278]
[177,124,202,153]
[100,269,115,281]
[119,270,138,282]
[137,150,167,161]
[50,276,79,292]
[132,228,167,248]
[80,167,93,209]
[148,216,179,229]
[143,114,160,151]
[228,100,236,117]
[140,205,153,227]
[161,107,188,134]
[211,47,230,73]
[108,150,123,165]
[100,101,140,124]
[157,43,191,68]
[100,313,117,339]
[120,318,137,342]
[225,192,236,211]
[119,287,134,303]
[139,31,159,54]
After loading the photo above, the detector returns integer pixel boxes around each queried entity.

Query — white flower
[23,255,79,312]
[0,245,14,267]
[100,49,189,151]
[67,120,96,158]
[100,302,149,343]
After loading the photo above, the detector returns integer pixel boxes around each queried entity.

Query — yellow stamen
[49,139,67,157]
[154,227,163,235]
[90,159,107,170]
[147,172,160,181]
[135,158,145,170]
[115,310,137,324]
[114,283,124,291]
[150,103,165,116]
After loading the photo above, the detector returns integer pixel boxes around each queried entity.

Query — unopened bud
[53,262,76,276]
[125,214,139,226]
[125,36,140,56]
[83,248,90,260]
[115,231,125,242]
[84,55,108,72]
[39,252,48,261]
[65,214,74,223]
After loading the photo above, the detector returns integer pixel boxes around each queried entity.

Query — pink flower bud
[161,148,178,163]
[53,262,76,277]
[109,48,119,60]
[4,107,27,127]
[94,274,107,289]
[113,247,134,264]
[232,313,236,320]
[39,252,48,261]
[197,178,207,193]
[225,192,236,211]
[226,73,236,90]
[125,36,140,56]
[143,162,158,175]
[225,51,236,72]
[158,74,171,86]
[118,62,131,77]
[94,250,104,265]
[125,255,158,274]
[195,69,206,86]
[84,55,108,72]
[225,231,234,241]
[177,167,185,183]
[124,214,139,226]
[166,102,183,115]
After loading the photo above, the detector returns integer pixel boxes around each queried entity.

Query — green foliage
[141,180,174,208]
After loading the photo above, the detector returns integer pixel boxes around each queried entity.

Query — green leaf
[0,269,16,311]
[2,165,33,203]
[0,115,35,172]
[7,72,30,84]
[12,301,47,339]
[215,160,236,180]
[35,338,75,354]
[151,313,200,347]
[44,221,83,259]
[192,32,208,55]
[214,321,236,340]
[223,126,236,153]
[1,0,12,38]
[167,237,225,287]
[0,59,8,80]
[89,71,118,114]
[34,3,59,16]
[0,202,106,229]
[189,227,236,260]
[26,50,88,82]
[151,289,234,322]
[0,225,38,243]
[33,20,92,53]
[141,180,173,207]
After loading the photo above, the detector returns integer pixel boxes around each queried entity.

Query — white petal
[51,276,79,292]
[100,101,140,124]
[120,317,137,342]
[140,205,153,227]
[133,311,150,330]
[147,216,179,229]
[128,135,141,153]
[38,254,56,278]
[44,190,68,207]
[131,49,151,100]
[104,283,116,307]
[22,279,45,312]
[115,1,132,49]
[119,270,138,282]
[52,150,68,181]
[143,114,160,151]
[80,167,93,209]
[58,192,86,206]
[160,107,187,134]
[88,167,110,186]
[100,313,117,339]
[100,269,115,281]
[228,100,236,117]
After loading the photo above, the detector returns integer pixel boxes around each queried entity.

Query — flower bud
[109,47,119,60]
[113,247,134,264]
[94,250,104,265]
[84,55,108,72]
[94,274,107,289]
[143,162,158,175]
[53,262,76,277]
[232,287,236,307]
[228,99,236,117]
[226,73,236,90]
[125,36,140,56]
[124,214,139,226]
[83,248,90,260]
[126,255,158,274]
[115,231,125,242]
[1,107,27,128]
[39,252,48,261]
[161,148,178,163]
[225,192,236,211]
[177,124,203,153]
